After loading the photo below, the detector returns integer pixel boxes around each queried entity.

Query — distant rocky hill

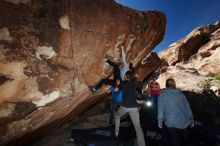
[158,20,220,96]
[159,21,220,69]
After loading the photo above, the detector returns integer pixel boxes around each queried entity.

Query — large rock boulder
[0,0,166,145]
[134,52,165,81]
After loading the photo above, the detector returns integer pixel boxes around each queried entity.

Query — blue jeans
[109,101,119,125]
[167,127,188,146]
[149,94,159,119]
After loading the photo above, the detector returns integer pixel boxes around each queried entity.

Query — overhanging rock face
[0,0,166,145]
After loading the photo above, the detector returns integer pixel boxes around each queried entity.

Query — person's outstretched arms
[120,47,129,77]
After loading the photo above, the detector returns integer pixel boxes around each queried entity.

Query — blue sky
[115,0,220,52]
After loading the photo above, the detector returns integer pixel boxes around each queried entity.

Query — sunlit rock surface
[188,28,220,74]
[0,0,166,145]
[159,21,220,66]
[157,65,207,92]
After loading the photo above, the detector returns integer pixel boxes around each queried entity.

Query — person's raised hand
[114,87,119,92]
[158,123,163,129]
[190,123,194,128]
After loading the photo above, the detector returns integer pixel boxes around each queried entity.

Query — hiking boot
[111,131,118,139]
[89,86,96,93]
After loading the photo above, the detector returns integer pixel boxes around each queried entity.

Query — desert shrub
[207,72,220,80]
[207,72,216,77]
[215,75,220,81]
[202,81,212,89]
[203,72,220,88]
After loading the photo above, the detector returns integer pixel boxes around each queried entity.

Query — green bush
[207,72,216,77]
[202,81,212,89]
[215,75,220,81]
[204,72,220,88]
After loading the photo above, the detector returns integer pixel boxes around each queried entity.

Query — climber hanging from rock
[89,46,130,93]
[88,47,130,125]
[89,55,123,125]
[89,55,122,93]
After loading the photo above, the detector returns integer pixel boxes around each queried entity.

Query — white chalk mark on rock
[36,46,57,60]
[33,90,60,107]
[59,15,70,30]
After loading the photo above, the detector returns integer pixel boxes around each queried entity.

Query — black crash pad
[71,109,220,146]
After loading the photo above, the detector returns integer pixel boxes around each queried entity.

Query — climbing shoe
[89,86,96,93]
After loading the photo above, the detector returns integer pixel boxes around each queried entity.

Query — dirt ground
[30,98,111,146]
